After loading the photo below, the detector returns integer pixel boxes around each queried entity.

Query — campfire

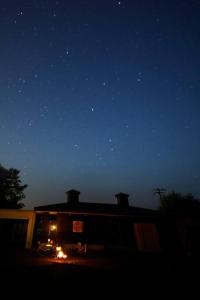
[56,246,67,259]
[37,241,67,260]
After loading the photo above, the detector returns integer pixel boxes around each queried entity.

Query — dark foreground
[0,248,199,296]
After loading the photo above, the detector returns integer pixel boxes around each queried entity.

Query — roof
[34,201,160,217]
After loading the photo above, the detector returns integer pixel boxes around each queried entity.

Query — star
[39,106,49,119]
[95,153,103,161]
[18,78,26,84]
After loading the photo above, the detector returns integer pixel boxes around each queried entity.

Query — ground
[0,248,199,296]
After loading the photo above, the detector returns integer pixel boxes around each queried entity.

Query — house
[33,189,162,253]
[1,188,199,255]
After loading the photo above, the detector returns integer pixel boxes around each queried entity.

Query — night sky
[1,0,200,209]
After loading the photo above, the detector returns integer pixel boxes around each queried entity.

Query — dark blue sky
[1,0,200,209]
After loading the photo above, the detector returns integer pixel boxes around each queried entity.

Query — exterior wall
[134,223,161,252]
[0,209,36,249]
[176,218,200,255]
[34,212,162,253]
[2,209,199,254]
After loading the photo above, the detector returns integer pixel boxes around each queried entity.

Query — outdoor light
[48,222,57,242]
[50,224,57,231]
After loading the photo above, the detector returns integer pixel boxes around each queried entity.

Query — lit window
[73,221,83,233]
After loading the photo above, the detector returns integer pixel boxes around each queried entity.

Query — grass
[0,248,199,296]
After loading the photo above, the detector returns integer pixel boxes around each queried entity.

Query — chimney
[66,189,80,204]
[115,192,129,207]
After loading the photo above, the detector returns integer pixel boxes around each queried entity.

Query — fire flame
[56,246,67,259]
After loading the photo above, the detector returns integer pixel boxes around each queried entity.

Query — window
[73,221,84,233]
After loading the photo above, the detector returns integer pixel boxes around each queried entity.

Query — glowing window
[73,221,83,233]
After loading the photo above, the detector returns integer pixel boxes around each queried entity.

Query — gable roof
[34,201,159,217]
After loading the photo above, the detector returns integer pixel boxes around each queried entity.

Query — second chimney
[66,189,80,204]
[115,192,129,207]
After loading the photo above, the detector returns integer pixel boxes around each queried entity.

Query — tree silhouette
[159,191,200,217]
[0,164,27,209]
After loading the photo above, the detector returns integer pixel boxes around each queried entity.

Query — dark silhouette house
[34,189,162,253]
[1,189,200,255]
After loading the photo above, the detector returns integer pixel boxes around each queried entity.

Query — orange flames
[56,246,67,259]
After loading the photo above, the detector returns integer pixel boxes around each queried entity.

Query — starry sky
[1,0,200,209]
